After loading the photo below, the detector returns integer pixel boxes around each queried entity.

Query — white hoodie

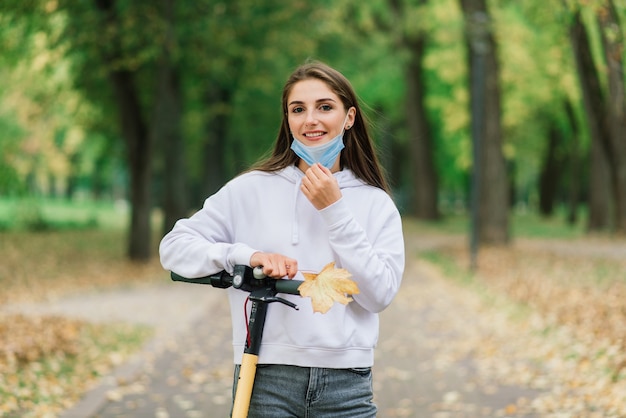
[159,165,405,368]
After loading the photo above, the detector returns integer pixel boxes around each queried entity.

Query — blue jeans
[232,364,377,417]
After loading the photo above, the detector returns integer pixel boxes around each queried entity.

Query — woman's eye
[292,107,304,113]
[320,104,332,111]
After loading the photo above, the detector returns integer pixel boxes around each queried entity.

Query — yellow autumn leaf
[298,262,360,314]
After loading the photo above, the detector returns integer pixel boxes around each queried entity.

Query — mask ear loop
[340,112,350,135]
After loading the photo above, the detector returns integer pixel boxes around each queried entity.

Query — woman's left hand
[301,163,342,210]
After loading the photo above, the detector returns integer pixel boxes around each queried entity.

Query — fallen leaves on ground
[421,236,626,417]
[298,262,359,313]
[0,229,158,416]
[0,314,81,365]
[0,313,152,417]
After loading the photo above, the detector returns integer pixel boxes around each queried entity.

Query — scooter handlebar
[170,266,302,295]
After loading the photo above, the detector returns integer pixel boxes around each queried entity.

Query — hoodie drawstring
[291,176,301,245]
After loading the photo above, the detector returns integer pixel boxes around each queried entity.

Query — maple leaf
[297,262,360,314]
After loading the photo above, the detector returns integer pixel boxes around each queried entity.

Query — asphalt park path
[9,233,547,418]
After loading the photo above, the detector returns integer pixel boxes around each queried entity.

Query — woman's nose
[305,111,318,125]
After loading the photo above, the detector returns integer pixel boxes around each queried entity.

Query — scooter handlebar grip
[274,279,302,295]
[171,271,213,285]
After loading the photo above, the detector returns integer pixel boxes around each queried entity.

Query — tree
[152,0,187,236]
[89,0,154,260]
[563,99,584,225]
[538,121,564,217]
[60,0,191,258]
[0,3,95,199]
[598,0,626,234]
[4,0,624,243]
[388,0,440,220]
[567,5,613,231]
[460,0,509,245]
[200,84,231,199]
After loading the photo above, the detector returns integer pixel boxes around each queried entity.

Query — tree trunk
[155,0,187,236]
[598,0,626,234]
[199,85,231,202]
[94,0,152,261]
[588,138,612,230]
[460,0,509,245]
[405,36,440,220]
[157,62,186,235]
[538,123,561,217]
[65,153,79,200]
[568,8,613,232]
[563,99,582,225]
[110,70,152,261]
[388,0,439,220]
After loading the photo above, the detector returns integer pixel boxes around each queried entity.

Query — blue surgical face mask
[290,114,349,169]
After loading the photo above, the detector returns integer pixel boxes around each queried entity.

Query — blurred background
[1,0,625,261]
[2,1,626,416]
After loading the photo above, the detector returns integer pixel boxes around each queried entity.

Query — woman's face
[286,78,355,147]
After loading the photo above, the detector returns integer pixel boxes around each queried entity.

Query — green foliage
[0,113,26,195]
[423,0,469,191]
[495,2,581,195]
[0,197,125,231]
[0,0,625,223]
[0,2,108,200]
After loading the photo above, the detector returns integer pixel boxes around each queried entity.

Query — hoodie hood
[274,165,367,244]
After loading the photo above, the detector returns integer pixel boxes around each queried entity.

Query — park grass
[0,197,128,231]
[405,207,587,240]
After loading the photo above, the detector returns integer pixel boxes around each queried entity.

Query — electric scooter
[171,265,301,418]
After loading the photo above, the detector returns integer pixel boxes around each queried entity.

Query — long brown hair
[251,61,390,193]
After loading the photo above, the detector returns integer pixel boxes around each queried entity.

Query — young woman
[160,61,405,417]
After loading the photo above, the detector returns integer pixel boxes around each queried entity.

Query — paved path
[372,260,542,417]
[70,285,236,418]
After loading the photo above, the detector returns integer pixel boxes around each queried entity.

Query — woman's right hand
[250,252,298,279]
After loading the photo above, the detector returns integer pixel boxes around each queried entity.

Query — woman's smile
[303,130,327,141]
